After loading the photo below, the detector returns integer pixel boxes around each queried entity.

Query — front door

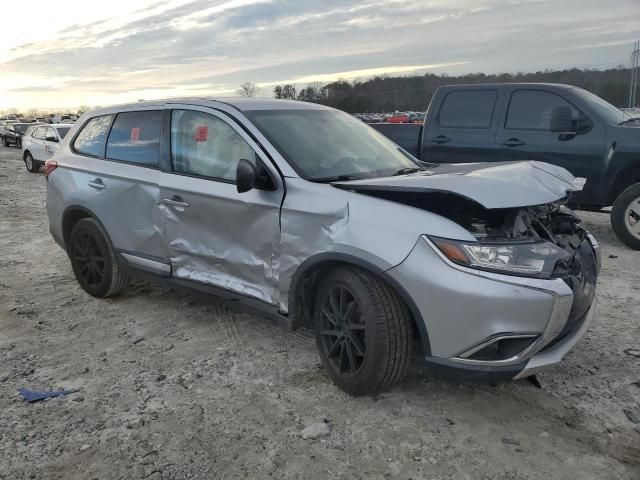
[496,88,605,205]
[160,106,283,305]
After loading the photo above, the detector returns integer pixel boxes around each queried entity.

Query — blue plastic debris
[18,388,80,402]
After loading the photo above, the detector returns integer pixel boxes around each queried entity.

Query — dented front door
[160,106,283,305]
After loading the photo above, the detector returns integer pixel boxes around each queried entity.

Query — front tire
[314,266,413,396]
[611,183,640,250]
[24,152,38,173]
[68,218,129,297]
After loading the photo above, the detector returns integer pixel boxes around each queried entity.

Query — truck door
[421,88,499,163]
[496,88,605,205]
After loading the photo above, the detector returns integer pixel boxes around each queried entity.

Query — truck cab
[373,83,640,249]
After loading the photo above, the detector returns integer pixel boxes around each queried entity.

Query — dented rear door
[160,106,283,305]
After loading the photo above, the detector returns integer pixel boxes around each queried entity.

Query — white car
[22,124,73,173]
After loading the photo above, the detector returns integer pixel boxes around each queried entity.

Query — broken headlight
[430,237,570,278]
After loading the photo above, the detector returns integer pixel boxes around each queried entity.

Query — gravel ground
[0,145,638,480]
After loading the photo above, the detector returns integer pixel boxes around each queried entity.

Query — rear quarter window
[73,115,113,158]
[106,111,162,168]
[438,90,498,129]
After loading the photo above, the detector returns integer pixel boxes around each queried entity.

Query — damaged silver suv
[45,99,600,395]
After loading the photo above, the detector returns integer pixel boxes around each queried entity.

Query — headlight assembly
[430,237,570,278]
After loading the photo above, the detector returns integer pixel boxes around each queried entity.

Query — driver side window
[171,110,257,182]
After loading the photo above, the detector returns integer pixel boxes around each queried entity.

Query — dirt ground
[0,145,638,480]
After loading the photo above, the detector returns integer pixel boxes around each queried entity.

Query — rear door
[42,127,59,160]
[159,106,284,305]
[496,88,605,204]
[421,88,500,163]
[65,110,167,271]
[30,127,47,161]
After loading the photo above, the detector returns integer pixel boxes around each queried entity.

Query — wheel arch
[607,163,640,205]
[23,149,32,160]
[288,252,431,356]
[61,205,106,250]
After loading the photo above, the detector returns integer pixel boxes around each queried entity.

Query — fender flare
[289,252,431,356]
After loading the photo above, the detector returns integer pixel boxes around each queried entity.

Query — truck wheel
[611,183,640,250]
[68,218,129,297]
[314,266,412,396]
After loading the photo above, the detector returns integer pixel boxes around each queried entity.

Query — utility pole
[629,40,639,108]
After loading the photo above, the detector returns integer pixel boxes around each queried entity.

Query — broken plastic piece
[623,348,640,358]
[18,388,80,402]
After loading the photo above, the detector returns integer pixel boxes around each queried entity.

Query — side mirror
[45,136,58,142]
[236,158,257,193]
[549,105,574,132]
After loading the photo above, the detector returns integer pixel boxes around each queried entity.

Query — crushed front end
[386,200,600,381]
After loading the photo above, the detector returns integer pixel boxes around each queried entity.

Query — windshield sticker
[130,127,140,141]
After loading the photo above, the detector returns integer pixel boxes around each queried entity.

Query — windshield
[572,88,629,124]
[56,127,71,139]
[14,124,29,134]
[244,109,417,181]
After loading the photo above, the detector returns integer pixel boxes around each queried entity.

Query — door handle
[88,178,106,190]
[162,196,190,208]
[430,135,451,144]
[500,138,525,147]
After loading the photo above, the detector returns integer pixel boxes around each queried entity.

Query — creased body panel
[333,161,582,209]
[52,156,165,259]
[278,178,476,311]
[160,173,282,305]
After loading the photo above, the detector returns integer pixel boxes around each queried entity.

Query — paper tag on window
[131,127,140,141]
[195,126,208,142]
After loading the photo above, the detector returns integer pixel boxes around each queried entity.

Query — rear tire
[314,266,413,396]
[2,137,8,147]
[24,152,38,173]
[611,183,640,250]
[68,218,129,297]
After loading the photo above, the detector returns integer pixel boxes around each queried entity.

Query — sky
[1,0,639,110]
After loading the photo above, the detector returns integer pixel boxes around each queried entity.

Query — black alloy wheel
[318,286,367,376]
[71,231,106,288]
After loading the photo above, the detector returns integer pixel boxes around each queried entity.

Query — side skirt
[120,265,295,331]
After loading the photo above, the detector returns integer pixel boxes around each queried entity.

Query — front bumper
[386,235,599,381]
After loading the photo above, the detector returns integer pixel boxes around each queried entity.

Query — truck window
[506,90,580,130]
[438,90,497,129]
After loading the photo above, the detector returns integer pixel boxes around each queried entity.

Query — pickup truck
[371,83,640,249]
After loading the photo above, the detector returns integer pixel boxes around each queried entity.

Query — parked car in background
[388,113,409,123]
[2,122,33,148]
[45,98,598,395]
[372,83,640,249]
[21,123,73,173]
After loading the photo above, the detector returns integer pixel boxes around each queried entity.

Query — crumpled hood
[332,161,583,209]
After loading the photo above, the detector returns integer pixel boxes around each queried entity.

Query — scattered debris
[18,388,80,403]
[132,337,145,345]
[72,396,85,403]
[528,375,542,389]
[79,444,91,452]
[0,374,9,383]
[623,409,640,424]
[623,348,640,358]
[156,374,167,382]
[608,254,618,259]
[300,421,331,440]
[501,437,520,446]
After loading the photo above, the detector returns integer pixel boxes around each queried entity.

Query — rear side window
[33,127,45,139]
[506,90,580,130]
[438,90,497,129]
[106,111,162,167]
[73,115,113,157]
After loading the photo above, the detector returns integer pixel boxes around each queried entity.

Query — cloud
[0,0,639,109]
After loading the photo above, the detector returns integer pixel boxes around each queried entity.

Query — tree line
[269,67,633,112]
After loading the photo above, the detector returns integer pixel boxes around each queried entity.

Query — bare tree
[237,82,259,98]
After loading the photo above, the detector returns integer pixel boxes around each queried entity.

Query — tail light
[44,159,58,179]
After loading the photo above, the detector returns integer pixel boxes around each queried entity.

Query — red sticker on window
[195,126,208,142]
[131,127,140,141]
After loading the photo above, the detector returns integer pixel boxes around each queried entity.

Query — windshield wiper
[392,167,423,176]
[310,174,362,183]
[618,117,640,126]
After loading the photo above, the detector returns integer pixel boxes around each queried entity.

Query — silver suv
[45,98,599,395]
